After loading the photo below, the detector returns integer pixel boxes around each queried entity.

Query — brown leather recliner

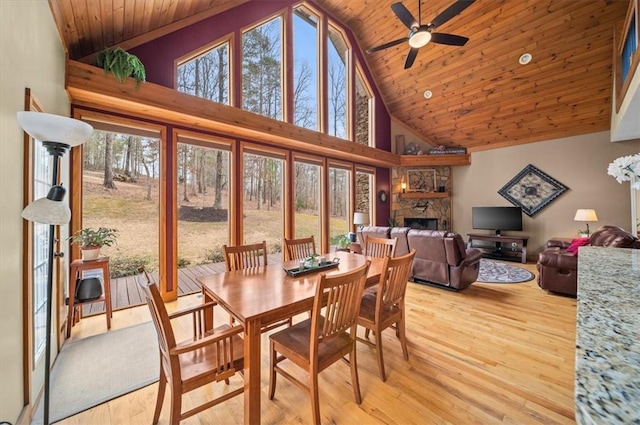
[537,225,640,296]
[357,226,391,245]
[407,230,483,290]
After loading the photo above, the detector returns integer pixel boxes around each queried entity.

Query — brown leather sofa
[357,226,483,290]
[537,225,640,296]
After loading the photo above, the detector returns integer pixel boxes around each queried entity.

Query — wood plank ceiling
[48,0,629,152]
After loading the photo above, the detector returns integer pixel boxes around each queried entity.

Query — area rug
[476,259,535,283]
[32,321,159,424]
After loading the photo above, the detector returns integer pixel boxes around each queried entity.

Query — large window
[82,128,161,278]
[242,17,283,120]
[177,40,230,105]
[327,24,348,139]
[294,158,322,243]
[293,6,319,131]
[177,137,231,267]
[243,150,284,253]
[173,3,379,147]
[328,164,351,247]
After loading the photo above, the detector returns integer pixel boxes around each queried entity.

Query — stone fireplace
[391,166,452,231]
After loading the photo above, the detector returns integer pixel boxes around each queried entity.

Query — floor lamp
[18,112,93,425]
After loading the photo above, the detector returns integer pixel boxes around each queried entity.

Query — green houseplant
[70,227,118,261]
[95,47,146,87]
[330,234,350,251]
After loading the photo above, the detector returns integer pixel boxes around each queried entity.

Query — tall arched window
[242,17,283,120]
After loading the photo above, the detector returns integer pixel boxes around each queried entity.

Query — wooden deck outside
[81,253,283,316]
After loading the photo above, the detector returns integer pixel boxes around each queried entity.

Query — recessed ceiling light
[423,90,432,99]
[519,53,532,65]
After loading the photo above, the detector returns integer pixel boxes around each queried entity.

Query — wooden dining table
[197,250,385,425]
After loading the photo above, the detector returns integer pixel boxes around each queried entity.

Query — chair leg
[349,343,362,404]
[398,315,409,360]
[153,370,166,424]
[268,341,277,399]
[169,381,182,425]
[364,328,371,339]
[375,328,387,382]
[309,369,321,425]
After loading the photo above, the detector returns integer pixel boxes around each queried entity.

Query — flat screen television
[472,206,523,235]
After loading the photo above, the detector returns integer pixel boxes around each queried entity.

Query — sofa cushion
[357,226,390,245]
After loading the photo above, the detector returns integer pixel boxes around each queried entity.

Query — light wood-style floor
[58,262,577,425]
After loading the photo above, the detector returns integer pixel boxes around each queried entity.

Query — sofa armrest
[538,248,577,271]
[546,238,572,249]
[463,248,483,265]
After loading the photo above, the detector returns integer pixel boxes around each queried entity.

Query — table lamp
[574,208,598,237]
[353,212,369,229]
[18,111,93,425]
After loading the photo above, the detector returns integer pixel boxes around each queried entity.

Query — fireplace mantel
[399,192,449,200]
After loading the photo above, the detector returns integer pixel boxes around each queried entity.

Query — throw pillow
[567,237,590,255]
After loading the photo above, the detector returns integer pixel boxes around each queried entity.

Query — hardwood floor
[58,262,577,425]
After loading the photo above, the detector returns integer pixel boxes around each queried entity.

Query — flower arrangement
[607,153,640,189]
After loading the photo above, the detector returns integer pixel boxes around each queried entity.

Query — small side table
[67,257,112,338]
[349,242,362,255]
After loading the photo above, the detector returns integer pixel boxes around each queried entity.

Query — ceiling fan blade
[429,0,475,30]
[391,2,418,29]
[430,32,469,46]
[366,37,409,53]
[404,47,419,69]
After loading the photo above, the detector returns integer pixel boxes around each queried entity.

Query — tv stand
[467,233,529,264]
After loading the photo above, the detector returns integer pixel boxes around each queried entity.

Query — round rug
[476,259,535,283]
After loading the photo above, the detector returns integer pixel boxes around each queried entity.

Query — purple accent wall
[376,167,391,226]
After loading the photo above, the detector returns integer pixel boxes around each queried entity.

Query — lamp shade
[17,111,93,146]
[353,212,370,226]
[22,185,71,225]
[574,209,598,222]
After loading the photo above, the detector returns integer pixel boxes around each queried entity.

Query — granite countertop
[575,246,640,425]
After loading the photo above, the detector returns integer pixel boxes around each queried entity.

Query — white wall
[452,132,640,258]
[0,1,69,423]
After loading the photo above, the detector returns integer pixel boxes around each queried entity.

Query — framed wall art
[498,164,569,217]
[407,169,437,192]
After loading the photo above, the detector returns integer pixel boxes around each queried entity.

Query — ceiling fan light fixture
[409,30,432,48]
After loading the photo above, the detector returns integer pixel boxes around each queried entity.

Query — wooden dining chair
[223,240,268,271]
[136,268,245,425]
[268,260,371,425]
[364,236,397,258]
[357,249,416,381]
[283,235,316,261]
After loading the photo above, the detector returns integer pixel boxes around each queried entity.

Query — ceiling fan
[367,0,475,69]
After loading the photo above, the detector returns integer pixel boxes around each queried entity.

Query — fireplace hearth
[404,218,438,230]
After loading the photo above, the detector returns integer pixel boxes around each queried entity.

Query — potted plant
[95,47,146,87]
[331,234,351,252]
[70,227,118,261]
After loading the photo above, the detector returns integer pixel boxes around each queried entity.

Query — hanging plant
[95,47,146,87]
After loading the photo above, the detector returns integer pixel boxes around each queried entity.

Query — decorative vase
[81,246,101,261]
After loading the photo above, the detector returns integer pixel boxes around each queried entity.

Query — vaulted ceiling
[48,0,629,152]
